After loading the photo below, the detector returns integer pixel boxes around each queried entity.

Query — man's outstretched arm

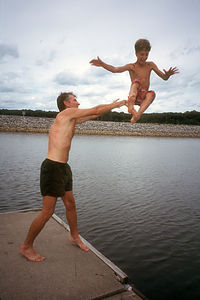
[76,114,99,124]
[67,99,127,122]
[90,56,131,73]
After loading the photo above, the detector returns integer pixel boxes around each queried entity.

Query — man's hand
[112,99,128,108]
[90,56,103,67]
[163,67,179,79]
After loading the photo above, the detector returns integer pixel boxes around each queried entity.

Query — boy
[90,39,179,123]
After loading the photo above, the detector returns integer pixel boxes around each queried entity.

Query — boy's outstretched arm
[151,62,179,80]
[90,56,131,73]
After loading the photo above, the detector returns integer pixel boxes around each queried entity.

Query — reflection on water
[0,132,200,300]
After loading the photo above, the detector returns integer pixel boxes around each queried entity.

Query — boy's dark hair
[57,92,76,111]
[135,39,151,53]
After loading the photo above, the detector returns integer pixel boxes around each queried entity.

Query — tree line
[0,109,200,125]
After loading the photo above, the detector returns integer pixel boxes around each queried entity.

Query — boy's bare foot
[130,116,137,123]
[130,110,138,123]
[19,245,45,262]
[70,236,89,252]
[131,112,142,123]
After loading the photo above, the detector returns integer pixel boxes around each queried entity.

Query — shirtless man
[20,92,127,262]
[90,39,179,123]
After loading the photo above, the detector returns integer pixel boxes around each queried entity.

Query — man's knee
[41,196,56,220]
[41,207,55,221]
[63,192,76,211]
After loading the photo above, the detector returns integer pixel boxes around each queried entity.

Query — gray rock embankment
[0,115,200,137]
[0,115,53,133]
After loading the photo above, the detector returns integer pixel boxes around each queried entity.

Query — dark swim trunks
[40,158,73,197]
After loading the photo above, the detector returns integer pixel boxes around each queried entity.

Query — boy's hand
[163,67,179,78]
[90,56,103,67]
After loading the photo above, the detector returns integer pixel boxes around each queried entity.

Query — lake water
[0,132,200,300]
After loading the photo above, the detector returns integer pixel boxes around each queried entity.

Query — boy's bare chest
[131,63,151,78]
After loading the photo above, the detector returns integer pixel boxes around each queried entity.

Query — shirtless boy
[20,92,127,262]
[90,39,179,123]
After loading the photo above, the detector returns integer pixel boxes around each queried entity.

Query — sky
[0,0,200,113]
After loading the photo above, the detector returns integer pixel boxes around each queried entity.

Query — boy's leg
[20,196,57,261]
[62,191,89,252]
[128,83,139,115]
[136,91,155,122]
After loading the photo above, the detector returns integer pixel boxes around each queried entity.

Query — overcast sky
[0,0,200,113]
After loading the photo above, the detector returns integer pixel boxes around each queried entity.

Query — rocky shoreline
[0,115,200,137]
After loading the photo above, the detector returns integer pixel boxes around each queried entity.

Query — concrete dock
[0,210,146,300]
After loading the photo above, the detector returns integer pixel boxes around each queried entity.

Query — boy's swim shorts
[132,78,156,106]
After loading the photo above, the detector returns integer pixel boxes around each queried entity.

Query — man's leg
[20,196,57,261]
[62,191,89,252]
[135,91,155,122]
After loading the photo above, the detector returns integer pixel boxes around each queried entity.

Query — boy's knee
[146,91,156,103]
[150,91,156,101]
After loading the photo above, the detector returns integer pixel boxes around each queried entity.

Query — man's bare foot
[19,245,45,262]
[70,236,89,252]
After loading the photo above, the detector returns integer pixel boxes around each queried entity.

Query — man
[20,92,127,262]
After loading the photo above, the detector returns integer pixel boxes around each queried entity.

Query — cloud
[0,86,16,93]
[0,98,28,109]
[35,50,56,66]
[88,67,109,78]
[183,45,200,55]
[1,1,200,113]
[0,72,28,95]
[187,71,200,88]
[170,42,200,60]
[0,43,19,60]
[54,67,111,87]
[54,71,90,86]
